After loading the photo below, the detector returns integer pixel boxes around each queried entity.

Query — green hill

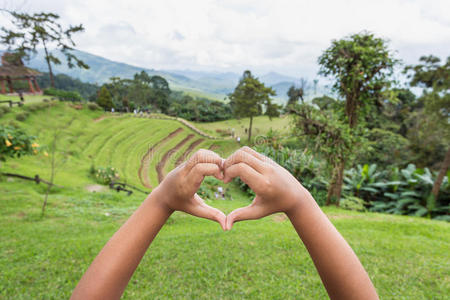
[0,102,238,190]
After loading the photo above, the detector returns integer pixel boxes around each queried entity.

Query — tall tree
[315,32,397,202]
[1,10,89,87]
[405,55,450,200]
[318,32,397,128]
[228,70,276,141]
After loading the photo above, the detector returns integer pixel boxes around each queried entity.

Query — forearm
[287,191,378,300]
[71,188,172,300]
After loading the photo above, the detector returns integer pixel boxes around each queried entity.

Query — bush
[0,125,38,161]
[87,102,101,111]
[344,163,449,219]
[94,166,120,185]
[340,196,367,212]
[44,87,83,102]
[15,112,29,122]
[0,106,10,114]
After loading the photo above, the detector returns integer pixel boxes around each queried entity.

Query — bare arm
[224,147,378,300]
[71,150,226,300]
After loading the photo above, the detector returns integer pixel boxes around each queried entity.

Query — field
[0,182,449,299]
[194,115,292,139]
[0,102,238,189]
[1,102,449,299]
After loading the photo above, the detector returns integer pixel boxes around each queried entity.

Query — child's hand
[154,149,227,230]
[223,147,311,230]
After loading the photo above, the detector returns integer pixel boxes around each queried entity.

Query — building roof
[0,53,41,77]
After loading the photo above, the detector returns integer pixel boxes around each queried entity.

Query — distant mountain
[12,49,329,102]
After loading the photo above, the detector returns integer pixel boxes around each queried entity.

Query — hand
[223,146,311,230]
[154,149,227,230]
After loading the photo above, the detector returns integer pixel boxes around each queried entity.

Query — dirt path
[208,144,219,151]
[175,138,204,166]
[138,128,183,188]
[156,134,195,183]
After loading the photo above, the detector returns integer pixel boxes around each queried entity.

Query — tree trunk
[326,159,346,206]
[42,40,55,88]
[248,116,253,142]
[431,146,450,199]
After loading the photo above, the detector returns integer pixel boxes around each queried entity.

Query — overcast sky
[2,0,449,78]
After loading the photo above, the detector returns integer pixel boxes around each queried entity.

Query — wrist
[145,186,174,216]
[285,187,317,218]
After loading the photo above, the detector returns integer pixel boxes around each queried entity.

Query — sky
[1,0,449,78]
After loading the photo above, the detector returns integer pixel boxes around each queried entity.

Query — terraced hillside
[0,102,238,190]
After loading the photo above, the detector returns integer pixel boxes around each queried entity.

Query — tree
[405,55,450,200]
[97,86,114,110]
[315,32,397,202]
[229,70,276,141]
[1,10,89,87]
[318,32,397,128]
[292,103,361,205]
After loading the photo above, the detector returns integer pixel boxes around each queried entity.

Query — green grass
[0,181,448,299]
[0,94,50,104]
[0,102,237,189]
[194,115,292,139]
[1,102,449,299]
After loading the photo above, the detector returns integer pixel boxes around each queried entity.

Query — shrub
[340,196,367,212]
[94,166,120,185]
[87,102,101,111]
[0,125,38,161]
[0,106,10,114]
[15,112,29,122]
[44,87,83,102]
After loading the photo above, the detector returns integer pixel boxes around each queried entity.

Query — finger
[223,162,265,188]
[189,194,227,230]
[226,202,266,230]
[223,148,266,173]
[188,163,223,186]
[240,146,267,161]
[185,149,223,172]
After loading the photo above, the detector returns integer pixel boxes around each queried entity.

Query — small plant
[94,166,120,185]
[15,112,29,121]
[340,196,367,212]
[87,102,101,111]
[0,125,38,161]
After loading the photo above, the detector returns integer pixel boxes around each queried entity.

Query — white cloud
[1,0,449,78]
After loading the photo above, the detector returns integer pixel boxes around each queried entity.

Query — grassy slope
[0,182,448,299]
[0,103,237,189]
[194,115,292,139]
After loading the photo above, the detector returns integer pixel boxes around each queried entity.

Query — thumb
[189,194,227,230]
[226,199,265,230]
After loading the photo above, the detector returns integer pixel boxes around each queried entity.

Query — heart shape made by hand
[159,146,309,231]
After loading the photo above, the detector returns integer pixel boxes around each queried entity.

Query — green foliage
[15,112,29,121]
[229,70,277,140]
[44,87,83,102]
[87,102,101,111]
[344,163,449,219]
[340,196,367,212]
[0,125,37,161]
[37,72,99,100]
[318,31,398,127]
[94,166,120,185]
[167,93,232,122]
[97,86,113,110]
[1,10,88,87]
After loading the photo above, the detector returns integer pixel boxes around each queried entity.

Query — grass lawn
[0,94,50,104]
[1,180,448,299]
